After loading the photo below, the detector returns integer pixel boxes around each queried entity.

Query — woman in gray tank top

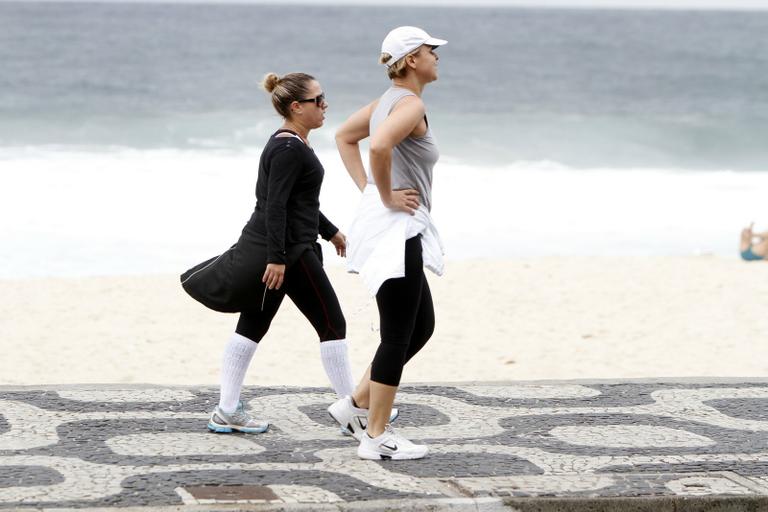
[327,26,447,461]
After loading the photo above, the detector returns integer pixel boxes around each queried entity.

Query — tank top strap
[383,87,417,115]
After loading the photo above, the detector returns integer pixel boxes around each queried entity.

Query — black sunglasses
[297,93,325,107]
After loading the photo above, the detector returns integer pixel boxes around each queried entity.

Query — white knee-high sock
[319,338,355,398]
[218,332,258,413]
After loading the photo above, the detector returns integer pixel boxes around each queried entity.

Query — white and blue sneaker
[357,424,428,460]
[328,396,399,440]
[207,401,269,434]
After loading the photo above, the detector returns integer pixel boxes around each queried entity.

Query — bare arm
[369,96,425,213]
[336,101,377,192]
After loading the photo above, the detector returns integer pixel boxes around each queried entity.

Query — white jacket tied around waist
[346,185,444,296]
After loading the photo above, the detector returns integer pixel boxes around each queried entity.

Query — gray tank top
[369,86,439,212]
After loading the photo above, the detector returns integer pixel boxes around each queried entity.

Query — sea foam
[2,146,767,278]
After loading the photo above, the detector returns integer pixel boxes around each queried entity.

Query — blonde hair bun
[262,72,280,93]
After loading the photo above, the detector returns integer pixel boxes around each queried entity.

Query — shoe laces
[383,424,415,447]
[382,424,401,442]
[227,402,262,427]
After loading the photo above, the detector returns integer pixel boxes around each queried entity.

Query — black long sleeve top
[245,131,338,264]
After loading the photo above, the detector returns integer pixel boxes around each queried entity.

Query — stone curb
[504,495,768,511]
[9,495,768,512]
[10,497,508,512]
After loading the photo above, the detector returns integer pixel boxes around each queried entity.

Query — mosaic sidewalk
[2,380,768,510]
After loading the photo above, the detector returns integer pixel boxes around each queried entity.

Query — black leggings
[235,249,346,343]
[370,236,435,386]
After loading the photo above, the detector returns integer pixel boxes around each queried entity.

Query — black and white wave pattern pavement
[2,382,768,508]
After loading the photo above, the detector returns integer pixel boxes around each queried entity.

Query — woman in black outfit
[181,72,355,433]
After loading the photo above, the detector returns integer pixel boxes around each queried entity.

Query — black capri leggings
[370,235,435,386]
[235,248,346,343]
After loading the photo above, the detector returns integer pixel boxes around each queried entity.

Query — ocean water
[2,3,768,277]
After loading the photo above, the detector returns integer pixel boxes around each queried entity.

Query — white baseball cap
[381,26,447,67]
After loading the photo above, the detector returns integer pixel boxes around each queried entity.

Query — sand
[2,257,767,387]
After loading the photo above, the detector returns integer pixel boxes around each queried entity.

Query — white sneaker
[357,425,428,460]
[328,396,399,440]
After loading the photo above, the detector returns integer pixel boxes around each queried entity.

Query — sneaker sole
[207,422,269,434]
[357,446,429,461]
